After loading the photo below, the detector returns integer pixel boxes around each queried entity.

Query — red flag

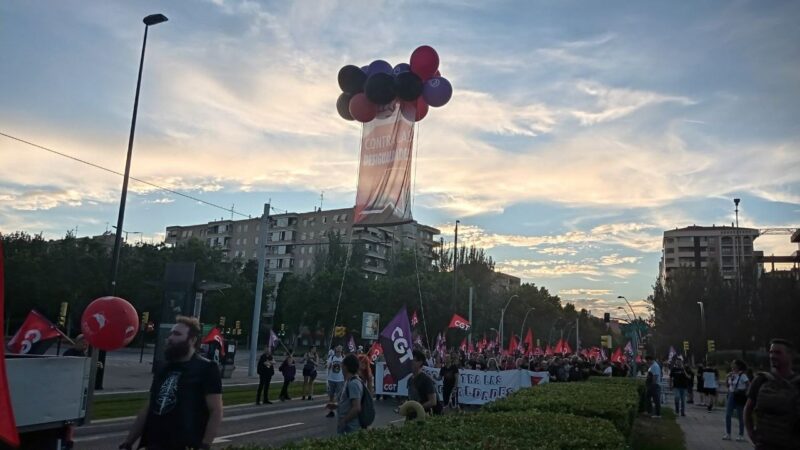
[347,335,357,353]
[467,339,474,354]
[553,339,563,355]
[545,344,553,356]
[0,242,20,446]
[202,327,226,357]
[533,346,543,356]
[507,334,519,355]
[459,337,467,352]
[6,310,65,354]
[562,340,573,355]
[368,342,383,362]
[410,310,419,328]
[611,347,624,363]
[448,314,470,331]
[523,329,534,351]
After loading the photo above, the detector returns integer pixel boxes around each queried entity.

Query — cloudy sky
[1,1,798,316]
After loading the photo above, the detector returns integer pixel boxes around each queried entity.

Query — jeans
[647,384,662,416]
[280,379,292,399]
[256,375,272,403]
[725,392,744,436]
[673,387,687,415]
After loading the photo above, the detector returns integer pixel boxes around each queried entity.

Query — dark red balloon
[415,97,429,121]
[410,45,439,80]
[349,93,377,123]
[81,296,139,351]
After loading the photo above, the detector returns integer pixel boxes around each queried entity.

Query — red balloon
[410,45,439,80]
[81,296,139,351]
[415,97,429,121]
[349,93,377,123]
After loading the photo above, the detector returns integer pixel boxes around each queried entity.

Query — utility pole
[249,203,270,376]
[453,220,459,308]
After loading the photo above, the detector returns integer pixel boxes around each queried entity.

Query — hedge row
[227,377,641,450]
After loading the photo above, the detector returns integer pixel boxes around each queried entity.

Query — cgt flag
[0,241,20,447]
[448,314,471,332]
[202,327,226,357]
[353,101,415,226]
[7,310,66,355]
[368,342,383,363]
[378,307,414,380]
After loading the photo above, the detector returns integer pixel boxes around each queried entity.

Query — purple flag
[379,306,414,380]
[269,329,280,351]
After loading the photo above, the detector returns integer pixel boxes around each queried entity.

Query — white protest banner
[375,362,549,405]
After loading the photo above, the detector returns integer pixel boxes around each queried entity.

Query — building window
[309,246,314,254]
[236,238,241,245]
[255,237,259,245]
[301,232,306,240]
[310,231,315,239]
[299,260,305,269]
[303,219,308,227]
[242,238,246,245]
[301,247,306,254]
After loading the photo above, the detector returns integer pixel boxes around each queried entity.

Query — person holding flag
[278,350,296,402]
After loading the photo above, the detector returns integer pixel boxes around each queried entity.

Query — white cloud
[559,288,612,296]
[571,81,696,125]
[538,247,579,256]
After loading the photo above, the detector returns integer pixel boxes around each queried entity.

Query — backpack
[348,378,375,429]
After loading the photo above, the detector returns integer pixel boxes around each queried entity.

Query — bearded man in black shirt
[120,316,223,450]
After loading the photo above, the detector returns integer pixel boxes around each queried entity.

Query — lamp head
[144,14,168,26]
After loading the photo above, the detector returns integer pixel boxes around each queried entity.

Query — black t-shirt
[141,354,222,449]
[670,368,691,389]
[439,365,459,385]
[407,371,436,408]
[257,354,274,378]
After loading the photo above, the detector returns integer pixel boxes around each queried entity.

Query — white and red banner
[353,101,415,226]
[375,362,549,405]
[448,313,471,331]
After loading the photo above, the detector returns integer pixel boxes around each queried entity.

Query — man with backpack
[745,338,800,449]
[336,354,374,434]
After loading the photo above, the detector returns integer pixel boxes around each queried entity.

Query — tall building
[165,206,440,290]
[659,225,760,284]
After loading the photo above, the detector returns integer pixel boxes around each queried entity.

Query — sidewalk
[671,392,752,450]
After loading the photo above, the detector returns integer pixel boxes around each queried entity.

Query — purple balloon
[361,65,369,75]
[422,77,452,107]
[368,59,392,75]
[392,63,411,75]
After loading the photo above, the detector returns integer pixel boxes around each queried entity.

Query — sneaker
[326,411,335,418]
[736,436,745,442]
[722,434,731,440]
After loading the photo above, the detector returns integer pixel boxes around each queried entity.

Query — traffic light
[219,316,226,327]
[707,340,715,353]
[58,302,69,328]
[600,335,612,348]
[279,323,286,337]
[141,311,150,330]
[683,340,689,352]
[334,326,346,337]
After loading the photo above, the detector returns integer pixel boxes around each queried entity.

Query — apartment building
[658,225,760,284]
[165,206,441,289]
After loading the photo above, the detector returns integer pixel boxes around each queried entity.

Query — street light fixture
[617,295,638,321]
[498,294,518,349]
[617,306,633,322]
[519,307,535,344]
[697,301,705,336]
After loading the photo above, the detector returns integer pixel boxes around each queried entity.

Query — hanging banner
[353,101,415,226]
[362,312,380,340]
[375,362,549,405]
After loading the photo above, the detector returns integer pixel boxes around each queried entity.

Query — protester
[684,363,695,405]
[357,353,374,394]
[407,349,439,416]
[256,348,274,405]
[745,338,800,449]
[278,350,296,401]
[439,354,460,410]
[326,345,345,418]
[119,316,222,450]
[486,357,500,371]
[645,355,662,418]
[669,358,691,417]
[702,364,719,412]
[301,346,319,401]
[723,359,749,441]
[696,364,706,406]
[336,354,363,435]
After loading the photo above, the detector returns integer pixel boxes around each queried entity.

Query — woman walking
[669,358,691,416]
[279,351,297,401]
[723,360,749,441]
[439,354,460,410]
[301,346,318,400]
[256,348,275,405]
[703,364,719,412]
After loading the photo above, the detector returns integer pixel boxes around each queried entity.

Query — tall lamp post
[519,307,535,345]
[498,294,518,349]
[100,13,168,392]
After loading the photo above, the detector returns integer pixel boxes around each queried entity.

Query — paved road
[74,398,404,449]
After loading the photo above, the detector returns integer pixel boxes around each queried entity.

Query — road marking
[89,401,326,425]
[213,422,303,443]
[224,403,327,422]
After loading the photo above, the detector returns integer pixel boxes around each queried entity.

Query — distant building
[659,225,761,284]
[165,206,440,290]
[492,271,521,294]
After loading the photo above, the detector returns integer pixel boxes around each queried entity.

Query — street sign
[362,312,380,340]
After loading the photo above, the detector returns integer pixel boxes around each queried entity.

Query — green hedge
[279,411,625,450]
[485,379,641,438]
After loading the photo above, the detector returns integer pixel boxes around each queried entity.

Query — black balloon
[338,65,367,94]
[394,71,423,101]
[337,92,354,121]
[364,73,396,105]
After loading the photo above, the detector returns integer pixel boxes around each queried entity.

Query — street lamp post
[498,294,518,349]
[519,307,535,346]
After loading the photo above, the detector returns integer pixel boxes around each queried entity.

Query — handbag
[732,375,747,405]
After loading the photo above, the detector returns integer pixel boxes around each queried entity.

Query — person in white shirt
[702,365,719,412]
[325,345,345,418]
[646,355,662,418]
[723,360,749,441]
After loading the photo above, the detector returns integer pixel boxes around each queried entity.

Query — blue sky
[1,0,798,316]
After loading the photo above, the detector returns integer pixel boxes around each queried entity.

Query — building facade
[658,225,761,284]
[165,206,441,289]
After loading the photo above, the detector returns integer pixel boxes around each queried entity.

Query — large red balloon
[410,45,439,80]
[349,93,377,123]
[81,296,139,351]
[415,97,429,121]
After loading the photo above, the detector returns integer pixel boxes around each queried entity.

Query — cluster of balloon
[336,45,453,123]
[81,296,140,351]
